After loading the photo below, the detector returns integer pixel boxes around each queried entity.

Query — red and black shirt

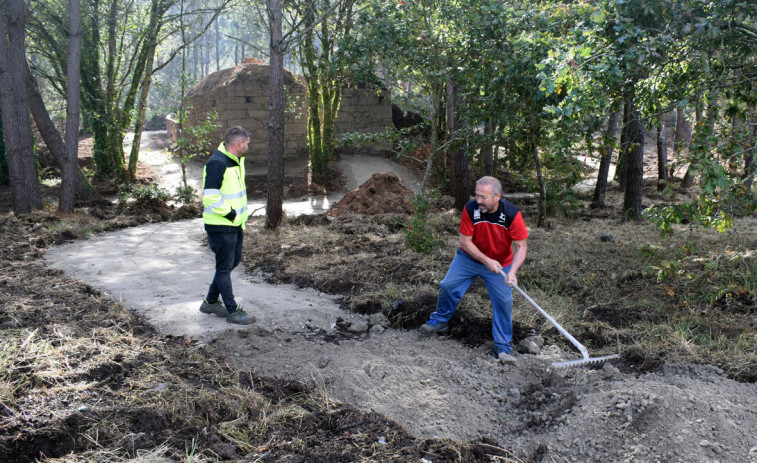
[459,198,528,267]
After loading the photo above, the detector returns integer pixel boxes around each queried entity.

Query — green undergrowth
[244,210,757,382]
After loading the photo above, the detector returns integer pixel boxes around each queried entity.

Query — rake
[500,269,619,370]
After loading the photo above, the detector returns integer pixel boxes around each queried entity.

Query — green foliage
[173,108,221,189]
[118,182,172,206]
[644,115,756,236]
[643,197,735,237]
[405,191,441,254]
[174,185,197,205]
[339,124,426,161]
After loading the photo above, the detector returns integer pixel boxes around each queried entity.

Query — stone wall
[184,59,392,167]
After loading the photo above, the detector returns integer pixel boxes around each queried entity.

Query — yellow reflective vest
[202,142,248,231]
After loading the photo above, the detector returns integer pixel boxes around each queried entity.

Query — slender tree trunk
[670,106,686,178]
[128,0,163,176]
[680,100,702,188]
[0,0,42,214]
[422,82,443,193]
[744,104,755,189]
[623,99,644,221]
[266,0,284,228]
[204,38,210,76]
[480,119,494,177]
[24,60,93,199]
[192,43,198,76]
[127,45,156,176]
[61,0,83,212]
[531,125,547,228]
[215,16,220,72]
[592,109,618,206]
[683,92,717,190]
[447,80,468,209]
[81,0,109,177]
[302,3,322,176]
[585,126,594,159]
[656,113,668,191]
[101,0,124,176]
[617,99,631,191]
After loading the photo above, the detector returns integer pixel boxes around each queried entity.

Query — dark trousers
[206,230,243,311]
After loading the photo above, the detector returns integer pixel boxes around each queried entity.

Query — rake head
[550,353,620,370]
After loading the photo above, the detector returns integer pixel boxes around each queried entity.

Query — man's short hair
[476,176,502,196]
[225,126,252,145]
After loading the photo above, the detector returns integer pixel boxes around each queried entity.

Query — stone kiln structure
[182,58,392,166]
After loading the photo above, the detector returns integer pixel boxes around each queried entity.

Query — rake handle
[499,269,590,361]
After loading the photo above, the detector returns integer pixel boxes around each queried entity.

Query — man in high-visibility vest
[199,126,255,325]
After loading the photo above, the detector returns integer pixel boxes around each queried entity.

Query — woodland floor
[1,134,756,463]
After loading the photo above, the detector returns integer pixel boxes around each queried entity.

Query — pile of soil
[327,171,414,216]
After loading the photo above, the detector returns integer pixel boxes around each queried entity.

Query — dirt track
[43,217,757,462]
[43,134,757,462]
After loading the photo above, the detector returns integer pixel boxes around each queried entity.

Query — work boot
[418,319,448,336]
[226,306,256,325]
[199,298,227,317]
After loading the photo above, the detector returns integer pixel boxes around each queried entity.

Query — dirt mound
[327,171,414,216]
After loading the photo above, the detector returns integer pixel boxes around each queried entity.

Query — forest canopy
[0,0,753,228]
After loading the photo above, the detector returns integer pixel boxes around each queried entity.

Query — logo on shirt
[474,209,481,220]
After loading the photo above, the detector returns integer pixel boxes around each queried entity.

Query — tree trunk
[617,100,630,191]
[128,0,164,176]
[302,3,323,177]
[266,0,284,228]
[127,44,157,176]
[682,96,712,190]
[204,37,210,76]
[585,126,594,159]
[421,85,441,193]
[670,106,686,178]
[622,99,644,221]
[24,60,93,199]
[656,113,668,191]
[0,0,42,214]
[192,42,198,76]
[481,119,494,176]
[215,16,220,72]
[447,80,468,210]
[744,103,755,189]
[592,109,618,206]
[60,0,83,212]
[97,0,124,176]
[532,128,547,228]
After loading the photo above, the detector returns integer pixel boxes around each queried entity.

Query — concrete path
[44,219,361,343]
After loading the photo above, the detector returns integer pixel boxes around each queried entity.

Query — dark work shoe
[200,299,227,317]
[418,319,448,336]
[226,306,256,325]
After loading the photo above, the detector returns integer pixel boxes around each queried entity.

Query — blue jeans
[206,230,243,311]
[430,249,514,354]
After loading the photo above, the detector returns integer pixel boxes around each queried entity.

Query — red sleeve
[508,211,528,241]
[459,209,473,236]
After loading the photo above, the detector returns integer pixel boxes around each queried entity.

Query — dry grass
[2,207,513,463]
